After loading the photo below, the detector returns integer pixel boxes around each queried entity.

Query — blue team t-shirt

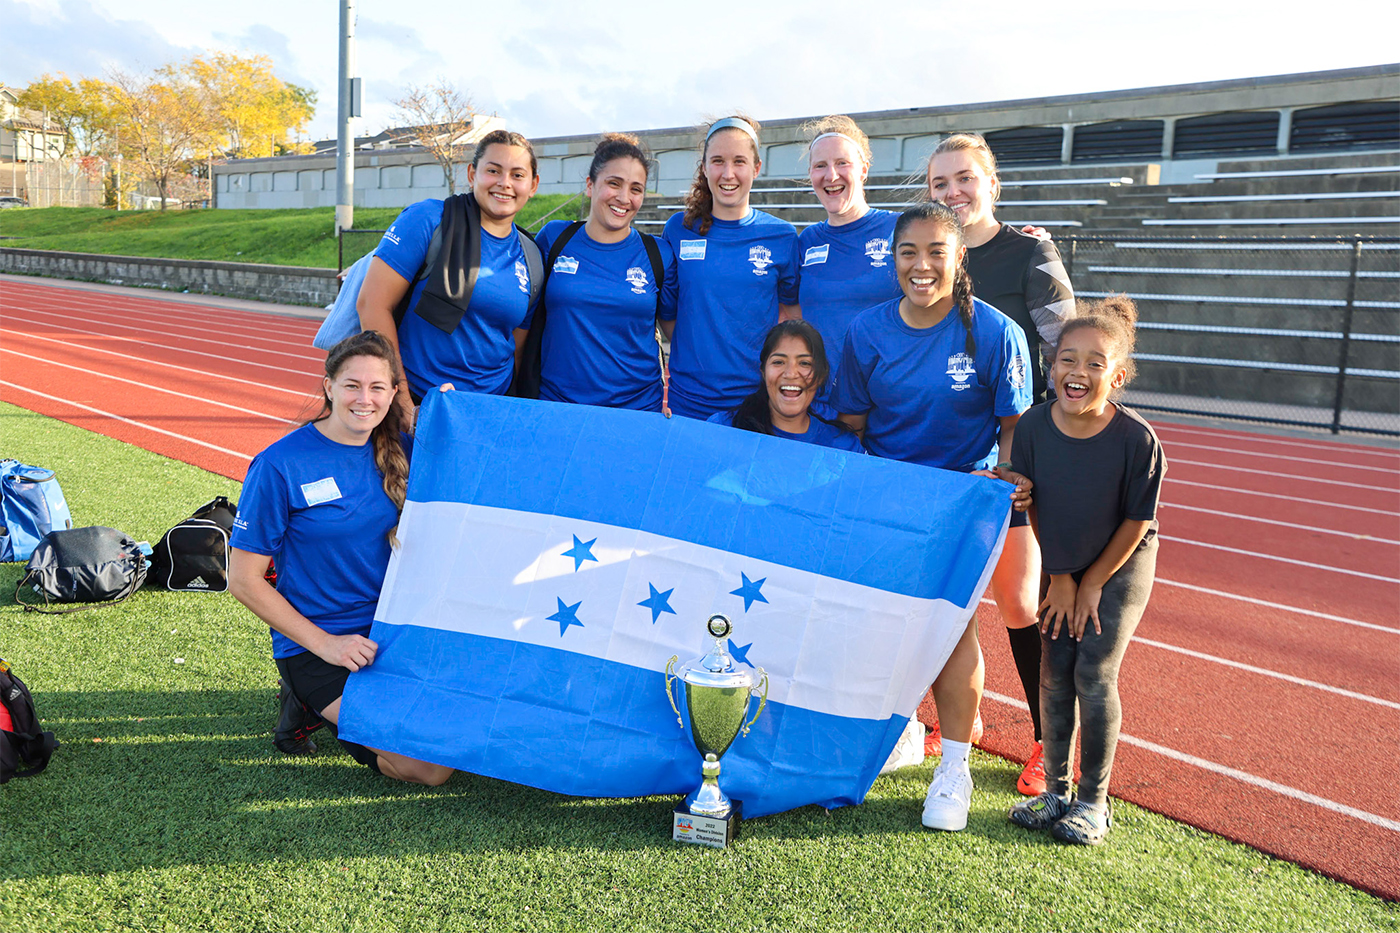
[230,423,405,659]
[376,198,534,398]
[534,221,677,411]
[829,297,1032,472]
[661,210,800,420]
[796,208,900,372]
[706,408,866,453]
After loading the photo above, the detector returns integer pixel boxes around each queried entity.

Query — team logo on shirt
[1008,354,1027,390]
[865,238,891,267]
[514,260,530,293]
[946,352,976,391]
[803,244,830,266]
[749,245,773,276]
[383,225,401,246]
[625,266,649,294]
[553,255,580,275]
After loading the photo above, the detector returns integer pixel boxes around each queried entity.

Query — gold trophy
[664,613,768,848]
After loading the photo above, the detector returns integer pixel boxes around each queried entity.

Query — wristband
[995,461,1013,470]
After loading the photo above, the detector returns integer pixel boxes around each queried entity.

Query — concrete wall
[0,248,339,307]
[214,65,1400,206]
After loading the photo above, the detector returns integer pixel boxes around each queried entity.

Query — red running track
[4,278,1398,899]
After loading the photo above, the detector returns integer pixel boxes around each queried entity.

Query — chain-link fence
[9,158,107,207]
[1060,236,1399,437]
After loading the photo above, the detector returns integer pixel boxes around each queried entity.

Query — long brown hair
[683,115,761,235]
[314,331,409,518]
[892,201,977,358]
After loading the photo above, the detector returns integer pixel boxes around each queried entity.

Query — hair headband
[706,117,759,146]
[809,131,860,149]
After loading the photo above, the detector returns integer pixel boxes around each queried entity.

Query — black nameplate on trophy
[672,800,743,848]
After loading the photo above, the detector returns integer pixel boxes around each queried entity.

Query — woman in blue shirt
[533,133,676,411]
[358,129,541,424]
[707,320,864,453]
[661,116,801,420]
[796,115,899,382]
[229,332,454,786]
[832,201,1032,832]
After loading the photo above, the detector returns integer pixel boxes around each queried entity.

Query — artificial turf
[0,402,1396,932]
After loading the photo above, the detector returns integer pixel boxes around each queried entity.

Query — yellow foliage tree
[183,52,315,159]
[18,74,117,157]
[107,67,213,210]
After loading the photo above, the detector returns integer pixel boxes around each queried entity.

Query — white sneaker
[921,760,973,831]
[879,719,926,775]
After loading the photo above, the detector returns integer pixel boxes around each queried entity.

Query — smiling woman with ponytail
[830,200,1033,834]
[228,331,454,787]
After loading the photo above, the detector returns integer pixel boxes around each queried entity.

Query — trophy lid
[678,614,760,690]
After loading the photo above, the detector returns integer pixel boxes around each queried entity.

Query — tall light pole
[335,0,360,234]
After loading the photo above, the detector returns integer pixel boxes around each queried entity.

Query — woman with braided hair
[831,201,1032,831]
[229,331,454,786]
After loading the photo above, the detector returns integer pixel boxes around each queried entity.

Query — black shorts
[276,651,382,773]
[1010,507,1030,529]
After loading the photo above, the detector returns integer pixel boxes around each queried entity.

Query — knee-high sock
[1006,624,1043,742]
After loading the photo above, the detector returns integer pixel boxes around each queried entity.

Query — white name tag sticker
[553,255,579,274]
[300,477,343,506]
[803,244,829,266]
[679,240,707,261]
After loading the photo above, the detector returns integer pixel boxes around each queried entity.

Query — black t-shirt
[1010,401,1166,574]
[966,224,1075,401]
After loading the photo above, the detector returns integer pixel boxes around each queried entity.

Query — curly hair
[682,115,761,235]
[1057,294,1140,392]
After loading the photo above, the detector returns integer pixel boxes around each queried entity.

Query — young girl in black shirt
[1007,296,1166,844]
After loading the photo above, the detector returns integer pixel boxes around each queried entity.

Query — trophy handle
[664,655,683,728]
[739,668,769,737]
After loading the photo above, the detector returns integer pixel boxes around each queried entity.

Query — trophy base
[672,799,742,849]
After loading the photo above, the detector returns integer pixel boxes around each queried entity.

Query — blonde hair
[800,115,873,165]
[929,133,1001,203]
[683,114,761,236]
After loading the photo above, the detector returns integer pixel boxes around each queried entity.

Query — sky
[4,0,1397,143]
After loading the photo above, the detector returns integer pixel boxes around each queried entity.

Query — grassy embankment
[0,195,581,269]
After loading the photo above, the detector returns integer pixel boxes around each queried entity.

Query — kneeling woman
[708,320,863,453]
[229,332,454,785]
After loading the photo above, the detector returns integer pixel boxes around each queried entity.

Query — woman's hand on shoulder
[315,633,379,672]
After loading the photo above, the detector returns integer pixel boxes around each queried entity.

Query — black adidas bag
[0,657,58,783]
[149,496,236,592]
[15,526,148,613]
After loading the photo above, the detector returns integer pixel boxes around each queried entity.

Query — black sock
[1006,625,1043,742]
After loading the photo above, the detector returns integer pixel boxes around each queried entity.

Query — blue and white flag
[339,391,1010,817]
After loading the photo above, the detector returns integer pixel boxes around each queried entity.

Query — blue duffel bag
[1,460,73,563]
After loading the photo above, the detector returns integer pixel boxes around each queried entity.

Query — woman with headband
[927,133,1077,797]
[796,116,899,386]
[660,116,801,420]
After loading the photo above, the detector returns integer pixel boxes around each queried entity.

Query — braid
[953,258,977,358]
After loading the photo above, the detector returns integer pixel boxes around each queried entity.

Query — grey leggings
[1040,534,1158,807]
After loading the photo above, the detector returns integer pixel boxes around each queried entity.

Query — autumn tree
[17,74,116,157]
[107,67,212,210]
[184,52,315,159]
[391,80,479,195]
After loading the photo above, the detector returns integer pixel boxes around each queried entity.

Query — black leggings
[1040,534,1157,807]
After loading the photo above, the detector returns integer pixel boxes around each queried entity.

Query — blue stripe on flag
[407,391,1009,605]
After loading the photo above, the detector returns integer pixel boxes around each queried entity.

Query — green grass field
[1,401,1396,932]
[0,197,581,269]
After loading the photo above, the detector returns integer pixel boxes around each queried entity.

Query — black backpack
[149,497,236,592]
[0,657,58,783]
[15,526,149,613]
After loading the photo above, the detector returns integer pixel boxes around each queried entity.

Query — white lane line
[13,303,323,364]
[1159,501,1400,545]
[1160,535,1400,584]
[982,690,1400,833]
[1164,478,1400,517]
[0,347,297,425]
[0,381,254,461]
[0,327,315,398]
[1165,440,1400,476]
[7,284,321,338]
[42,295,319,343]
[1172,458,1399,494]
[1154,424,1400,462]
[0,318,315,378]
[1154,578,1397,634]
[1132,637,1400,710]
